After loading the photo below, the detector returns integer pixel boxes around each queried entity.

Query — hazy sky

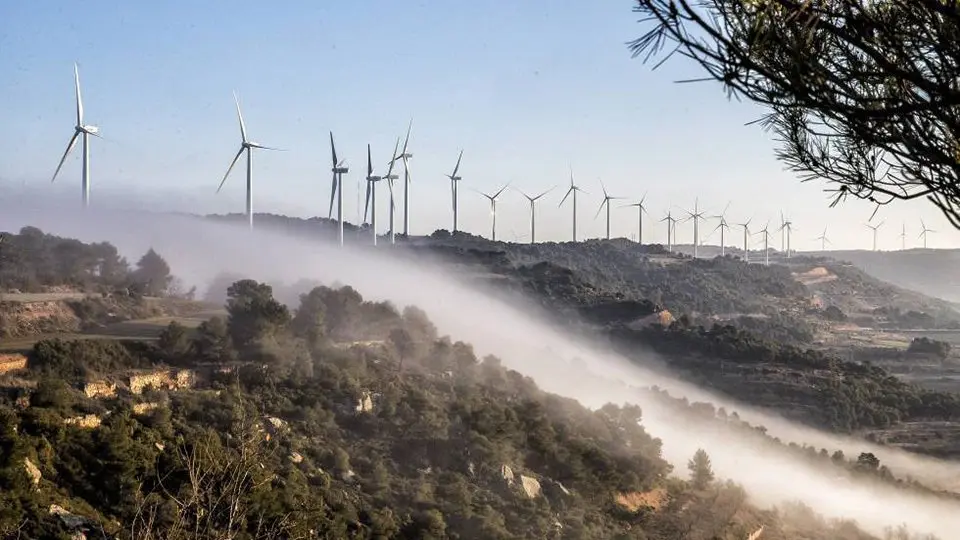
[1,0,955,251]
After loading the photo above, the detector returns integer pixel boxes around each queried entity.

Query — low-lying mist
[5,197,960,537]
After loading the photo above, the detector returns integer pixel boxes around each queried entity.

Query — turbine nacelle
[81,125,100,135]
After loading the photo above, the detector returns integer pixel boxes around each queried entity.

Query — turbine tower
[660,211,677,252]
[866,220,884,251]
[559,168,587,242]
[594,179,625,240]
[736,218,752,263]
[363,144,384,246]
[757,220,771,266]
[900,222,907,250]
[476,183,510,241]
[711,202,732,256]
[328,132,349,246]
[393,119,414,237]
[816,226,831,251]
[383,138,400,244]
[621,192,649,244]
[446,150,464,232]
[683,199,707,258]
[52,63,101,209]
[217,92,281,229]
[919,218,935,249]
[517,186,554,244]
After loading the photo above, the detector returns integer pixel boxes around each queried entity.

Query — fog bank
[3,199,960,537]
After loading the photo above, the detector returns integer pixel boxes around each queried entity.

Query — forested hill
[0,278,943,539]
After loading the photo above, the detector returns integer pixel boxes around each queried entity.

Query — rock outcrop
[0,353,27,375]
[128,369,195,395]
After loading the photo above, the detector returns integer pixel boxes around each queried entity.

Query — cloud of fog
[3,196,960,538]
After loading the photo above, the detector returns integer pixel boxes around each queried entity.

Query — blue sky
[0,0,953,250]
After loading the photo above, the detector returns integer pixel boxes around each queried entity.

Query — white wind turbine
[446,150,464,232]
[816,226,831,251]
[620,192,649,244]
[865,220,884,251]
[475,183,510,241]
[559,167,587,242]
[736,217,752,263]
[392,119,414,237]
[383,138,400,244]
[595,179,625,240]
[682,199,707,258]
[778,210,795,259]
[660,210,677,252]
[217,92,281,229]
[919,218,935,249]
[756,221,772,266]
[516,186,555,244]
[52,63,101,209]
[328,132,349,246]
[363,144,384,246]
[710,202,732,256]
[900,222,907,250]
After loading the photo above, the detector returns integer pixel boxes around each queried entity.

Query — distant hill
[805,249,960,304]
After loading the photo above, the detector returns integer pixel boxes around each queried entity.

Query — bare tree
[628,0,960,227]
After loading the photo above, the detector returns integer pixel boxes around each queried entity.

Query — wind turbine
[736,218,752,263]
[919,218,935,249]
[620,192,649,244]
[383,138,400,244]
[711,202,732,256]
[52,63,101,209]
[446,151,464,232]
[559,167,587,242]
[217,92,281,229]
[682,199,707,258]
[815,226,831,251]
[363,144,384,246]
[778,211,794,259]
[475,183,510,241]
[392,119,414,237]
[865,220,884,251]
[595,180,625,240]
[756,220,771,266]
[900,222,907,250]
[328,132,349,246]
[660,210,677,252]
[517,186,554,244]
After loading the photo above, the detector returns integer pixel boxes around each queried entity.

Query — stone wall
[83,381,116,399]
[0,353,27,375]
[128,369,195,395]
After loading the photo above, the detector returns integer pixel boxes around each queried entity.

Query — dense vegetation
[0,281,940,539]
[0,226,180,297]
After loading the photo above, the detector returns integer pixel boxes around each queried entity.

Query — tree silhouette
[688,448,715,489]
[628,1,960,227]
[225,280,290,351]
[132,248,172,296]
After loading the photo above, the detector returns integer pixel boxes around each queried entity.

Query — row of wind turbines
[49,64,940,256]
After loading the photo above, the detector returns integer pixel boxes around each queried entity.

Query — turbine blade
[594,199,606,219]
[329,132,338,166]
[74,63,83,126]
[328,173,337,219]
[367,144,373,177]
[451,150,463,178]
[248,143,284,151]
[559,186,573,207]
[400,118,412,157]
[493,183,510,199]
[51,132,81,182]
[234,92,247,143]
[599,178,608,198]
[364,180,372,223]
[385,137,400,178]
[217,146,245,193]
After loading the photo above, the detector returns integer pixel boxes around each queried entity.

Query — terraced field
[0,309,225,353]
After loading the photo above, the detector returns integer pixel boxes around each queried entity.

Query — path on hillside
[0,309,226,353]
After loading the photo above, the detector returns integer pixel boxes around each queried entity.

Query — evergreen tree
[688,448,714,490]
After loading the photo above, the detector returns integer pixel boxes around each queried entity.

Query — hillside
[807,249,960,304]
[0,279,946,539]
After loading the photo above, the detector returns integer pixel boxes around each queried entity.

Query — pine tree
[688,448,714,490]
